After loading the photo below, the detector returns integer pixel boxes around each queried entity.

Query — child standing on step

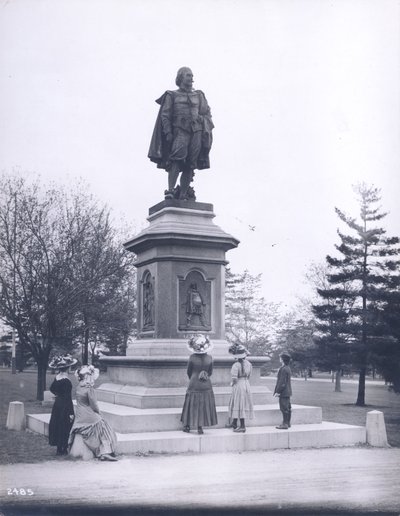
[227,344,254,433]
[273,352,292,429]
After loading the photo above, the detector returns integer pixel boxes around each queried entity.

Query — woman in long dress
[228,344,254,433]
[68,365,118,461]
[48,354,77,455]
[181,334,218,434]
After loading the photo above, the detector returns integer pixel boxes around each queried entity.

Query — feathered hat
[228,343,249,359]
[187,334,213,354]
[74,364,100,381]
[48,354,77,370]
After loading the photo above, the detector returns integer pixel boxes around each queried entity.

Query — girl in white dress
[228,344,254,432]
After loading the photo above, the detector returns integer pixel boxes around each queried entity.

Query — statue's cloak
[147,90,214,171]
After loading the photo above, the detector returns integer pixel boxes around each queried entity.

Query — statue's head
[176,67,193,88]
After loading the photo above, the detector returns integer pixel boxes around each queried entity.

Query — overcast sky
[1,0,399,306]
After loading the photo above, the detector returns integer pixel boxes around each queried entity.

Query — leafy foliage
[0,174,136,399]
[225,268,281,358]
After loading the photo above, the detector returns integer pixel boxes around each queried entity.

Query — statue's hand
[165,132,173,143]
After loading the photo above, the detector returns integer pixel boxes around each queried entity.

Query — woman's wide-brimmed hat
[74,365,100,381]
[187,334,213,354]
[228,343,249,359]
[48,354,77,370]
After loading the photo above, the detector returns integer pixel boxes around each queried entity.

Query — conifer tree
[314,183,400,405]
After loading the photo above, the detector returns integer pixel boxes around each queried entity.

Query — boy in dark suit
[273,352,292,429]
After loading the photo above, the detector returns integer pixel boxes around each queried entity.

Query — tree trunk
[82,325,89,365]
[356,366,366,406]
[17,341,25,372]
[334,369,342,392]
[36,358,47,401]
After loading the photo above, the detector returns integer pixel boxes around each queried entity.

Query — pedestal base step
[26,403,322,434]
[96,383,273,409]
[116,423,366,454]
[26,413,365,454]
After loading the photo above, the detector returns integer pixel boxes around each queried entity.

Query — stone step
[96,383,273,409]
[100,402,321,433]
[115,423,366,455]
[26,413,365,454]
[26,403,322,435]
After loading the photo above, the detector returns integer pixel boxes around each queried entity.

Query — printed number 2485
[7,488,34,496]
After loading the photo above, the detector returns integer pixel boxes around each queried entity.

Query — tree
[374,276,400,392]
[308,262,355,391]
[0,175,136,399]
[314,183,400,405]
[276,308,317,379]
[225,268,281,358]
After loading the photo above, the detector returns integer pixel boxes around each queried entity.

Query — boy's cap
[280,352,291,360]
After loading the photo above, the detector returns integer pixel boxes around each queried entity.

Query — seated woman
[68,365,118,461]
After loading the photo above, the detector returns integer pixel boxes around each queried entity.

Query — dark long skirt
[49,398,73,452]
[181,390,218,428]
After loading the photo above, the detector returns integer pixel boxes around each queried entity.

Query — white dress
[228,359,254,420]
[68,385,117,459]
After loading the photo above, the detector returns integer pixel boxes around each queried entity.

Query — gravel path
[1,447,399,515]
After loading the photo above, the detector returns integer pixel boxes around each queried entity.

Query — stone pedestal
[99,200,272,409]
[366,410,389,447]
[6,401,25,430]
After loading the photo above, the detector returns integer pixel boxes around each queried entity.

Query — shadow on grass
[341,403,390,408]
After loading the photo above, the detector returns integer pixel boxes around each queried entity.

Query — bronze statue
[143,276,154,328]
[186,282,206,326]
[148,67,214,201]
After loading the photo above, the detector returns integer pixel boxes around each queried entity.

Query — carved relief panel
[141,270,155,331]
[178,270,211,331]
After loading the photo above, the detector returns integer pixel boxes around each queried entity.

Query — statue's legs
[179,168,194,199]
[165,130,201,200]
[178,131,201,199]
[166,162,180,197]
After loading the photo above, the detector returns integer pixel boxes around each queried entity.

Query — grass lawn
[1,369,399,465]
[263,375,400,447]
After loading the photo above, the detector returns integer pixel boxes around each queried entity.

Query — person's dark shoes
[233,427,246,433]
[197,427,204,435]
[183,426,190,433]
[225,422,236,429]
[276,424,289,430]
[100,454,118,461]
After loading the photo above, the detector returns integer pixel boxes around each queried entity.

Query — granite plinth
[366,410,389,447]
[100,354,270,388]
[26,412,366,455]
[6,401,25,431]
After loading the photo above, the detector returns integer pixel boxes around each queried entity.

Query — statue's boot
[179,168,193,200]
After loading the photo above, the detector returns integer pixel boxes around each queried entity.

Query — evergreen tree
[375,275,400,392]
[275,309,317,378]
[314,183,400,405]
[312,266,356,392]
